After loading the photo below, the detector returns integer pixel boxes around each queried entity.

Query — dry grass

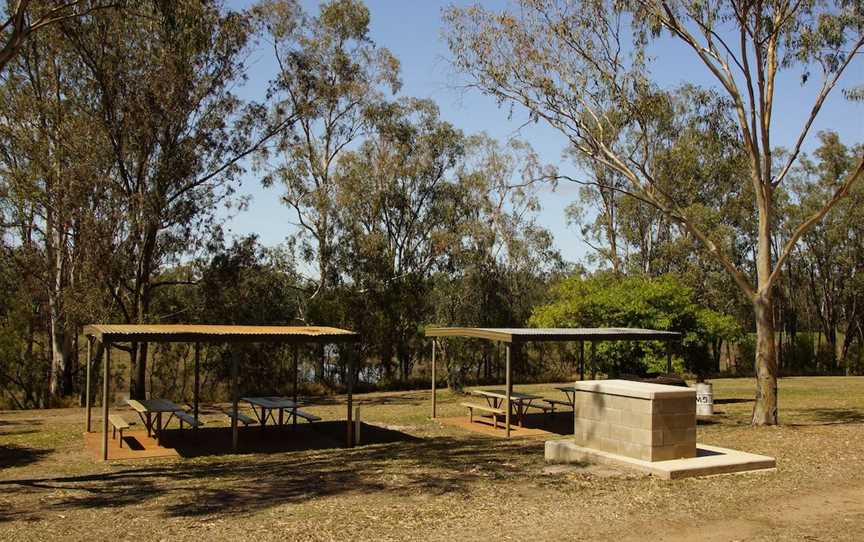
[2,377,864,541]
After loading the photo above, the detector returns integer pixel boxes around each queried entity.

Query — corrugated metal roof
[424,327,680,343]
[84,324,359,343]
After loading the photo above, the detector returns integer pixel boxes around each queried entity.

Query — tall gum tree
[60,1,275,398]
[0,14,115,401]
[445,0,864,424]
[255,0,400,383]
[256,0,401,312]
[334,98,465,380]
[791,132,864,371]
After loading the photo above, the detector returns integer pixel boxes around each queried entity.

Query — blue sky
[224,0,864,266]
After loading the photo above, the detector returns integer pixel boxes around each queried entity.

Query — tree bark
[752,293,778,425]
[135,342,148,399]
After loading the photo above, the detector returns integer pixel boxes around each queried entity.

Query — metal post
[590,341,597,379]
[231,346,239,452]
[101,343,111,461]
[666,341,673,373]
[505,342,511,438]
[346,346,355,447]
[431,339,437,419]
[85,337,92,432]
[579,341,585,381]
[354,405,361,446]
[293,344,299,427]
[193,343,200,428]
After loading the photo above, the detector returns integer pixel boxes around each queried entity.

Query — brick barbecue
[572,379,697,462]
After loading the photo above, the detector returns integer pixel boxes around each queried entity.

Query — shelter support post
[431,339,437,418]
[579,341,585,381]
[505,342,511,438]
[354,406,361,445]
[666,341,673,373]
[101,342,111,461]
[293,344,299,427]
[590,341,597,379]
[346,345,355,447]
[85,337,92,433]
[193,343,200,428]
[231,346,239,452]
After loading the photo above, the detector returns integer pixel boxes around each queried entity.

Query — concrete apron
[545,440,776,480]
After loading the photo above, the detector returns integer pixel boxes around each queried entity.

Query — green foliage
[334,98,466,381]
[3,0,863,409]
[530,273,741,377]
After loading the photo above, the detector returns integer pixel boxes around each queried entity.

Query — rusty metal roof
[84,324,359,343]
[424,327,680,343]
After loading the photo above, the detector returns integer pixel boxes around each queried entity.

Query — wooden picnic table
[472,389,542,428]
[242,396,298,428]
[126,398,185,444]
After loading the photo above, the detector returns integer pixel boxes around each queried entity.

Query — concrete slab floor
[84,430,180,461]
[545,440,776,480]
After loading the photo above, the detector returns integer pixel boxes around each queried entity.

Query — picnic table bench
[108,414,133,447]
[243,396,300,428]
[461,402,505,428]
[542,397,573,415]
[293,409,322,423]
[126,398,192,444]
[241,396,324,429]
[472,389,543,428]
[224,409,257,426]
[175,410,204,429]
[555,386,577,406]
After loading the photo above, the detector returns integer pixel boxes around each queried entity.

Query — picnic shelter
[424,327,681,437]
[82,324,359,460]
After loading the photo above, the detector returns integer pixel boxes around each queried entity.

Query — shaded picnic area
[426,327,680,437]
[83,324,360,460]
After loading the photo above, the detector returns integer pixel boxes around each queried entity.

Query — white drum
[696,382,714,416]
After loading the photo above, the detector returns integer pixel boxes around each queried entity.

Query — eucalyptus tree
[256,0,400,319]
[334,98,465,380]
[429,133,562,387]
[445,0,864,424]
[57,0,272,398]
[0,7,116,399]
[455,132,561,318]
[567,86,753,280]
[790,132,864,372]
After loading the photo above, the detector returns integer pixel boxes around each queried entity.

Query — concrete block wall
[572,380,696,462]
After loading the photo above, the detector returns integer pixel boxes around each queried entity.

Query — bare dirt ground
[2,377,864,541]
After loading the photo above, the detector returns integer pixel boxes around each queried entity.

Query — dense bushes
[530,274,742,379]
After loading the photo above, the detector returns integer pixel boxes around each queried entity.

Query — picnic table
[472,389,542,427]
[555,386,576,406]
[242,396,298,428]
[126,398,186,444]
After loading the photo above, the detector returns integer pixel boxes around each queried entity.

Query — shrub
[530,273,741,379]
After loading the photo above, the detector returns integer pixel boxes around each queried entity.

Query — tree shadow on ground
[789,408,864,426]
[714,398,754,405]
[0,419,43,427]
[0,444,49,470]
[159,421,419,457]
[0,433,546,520]
[697,417,722,425]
